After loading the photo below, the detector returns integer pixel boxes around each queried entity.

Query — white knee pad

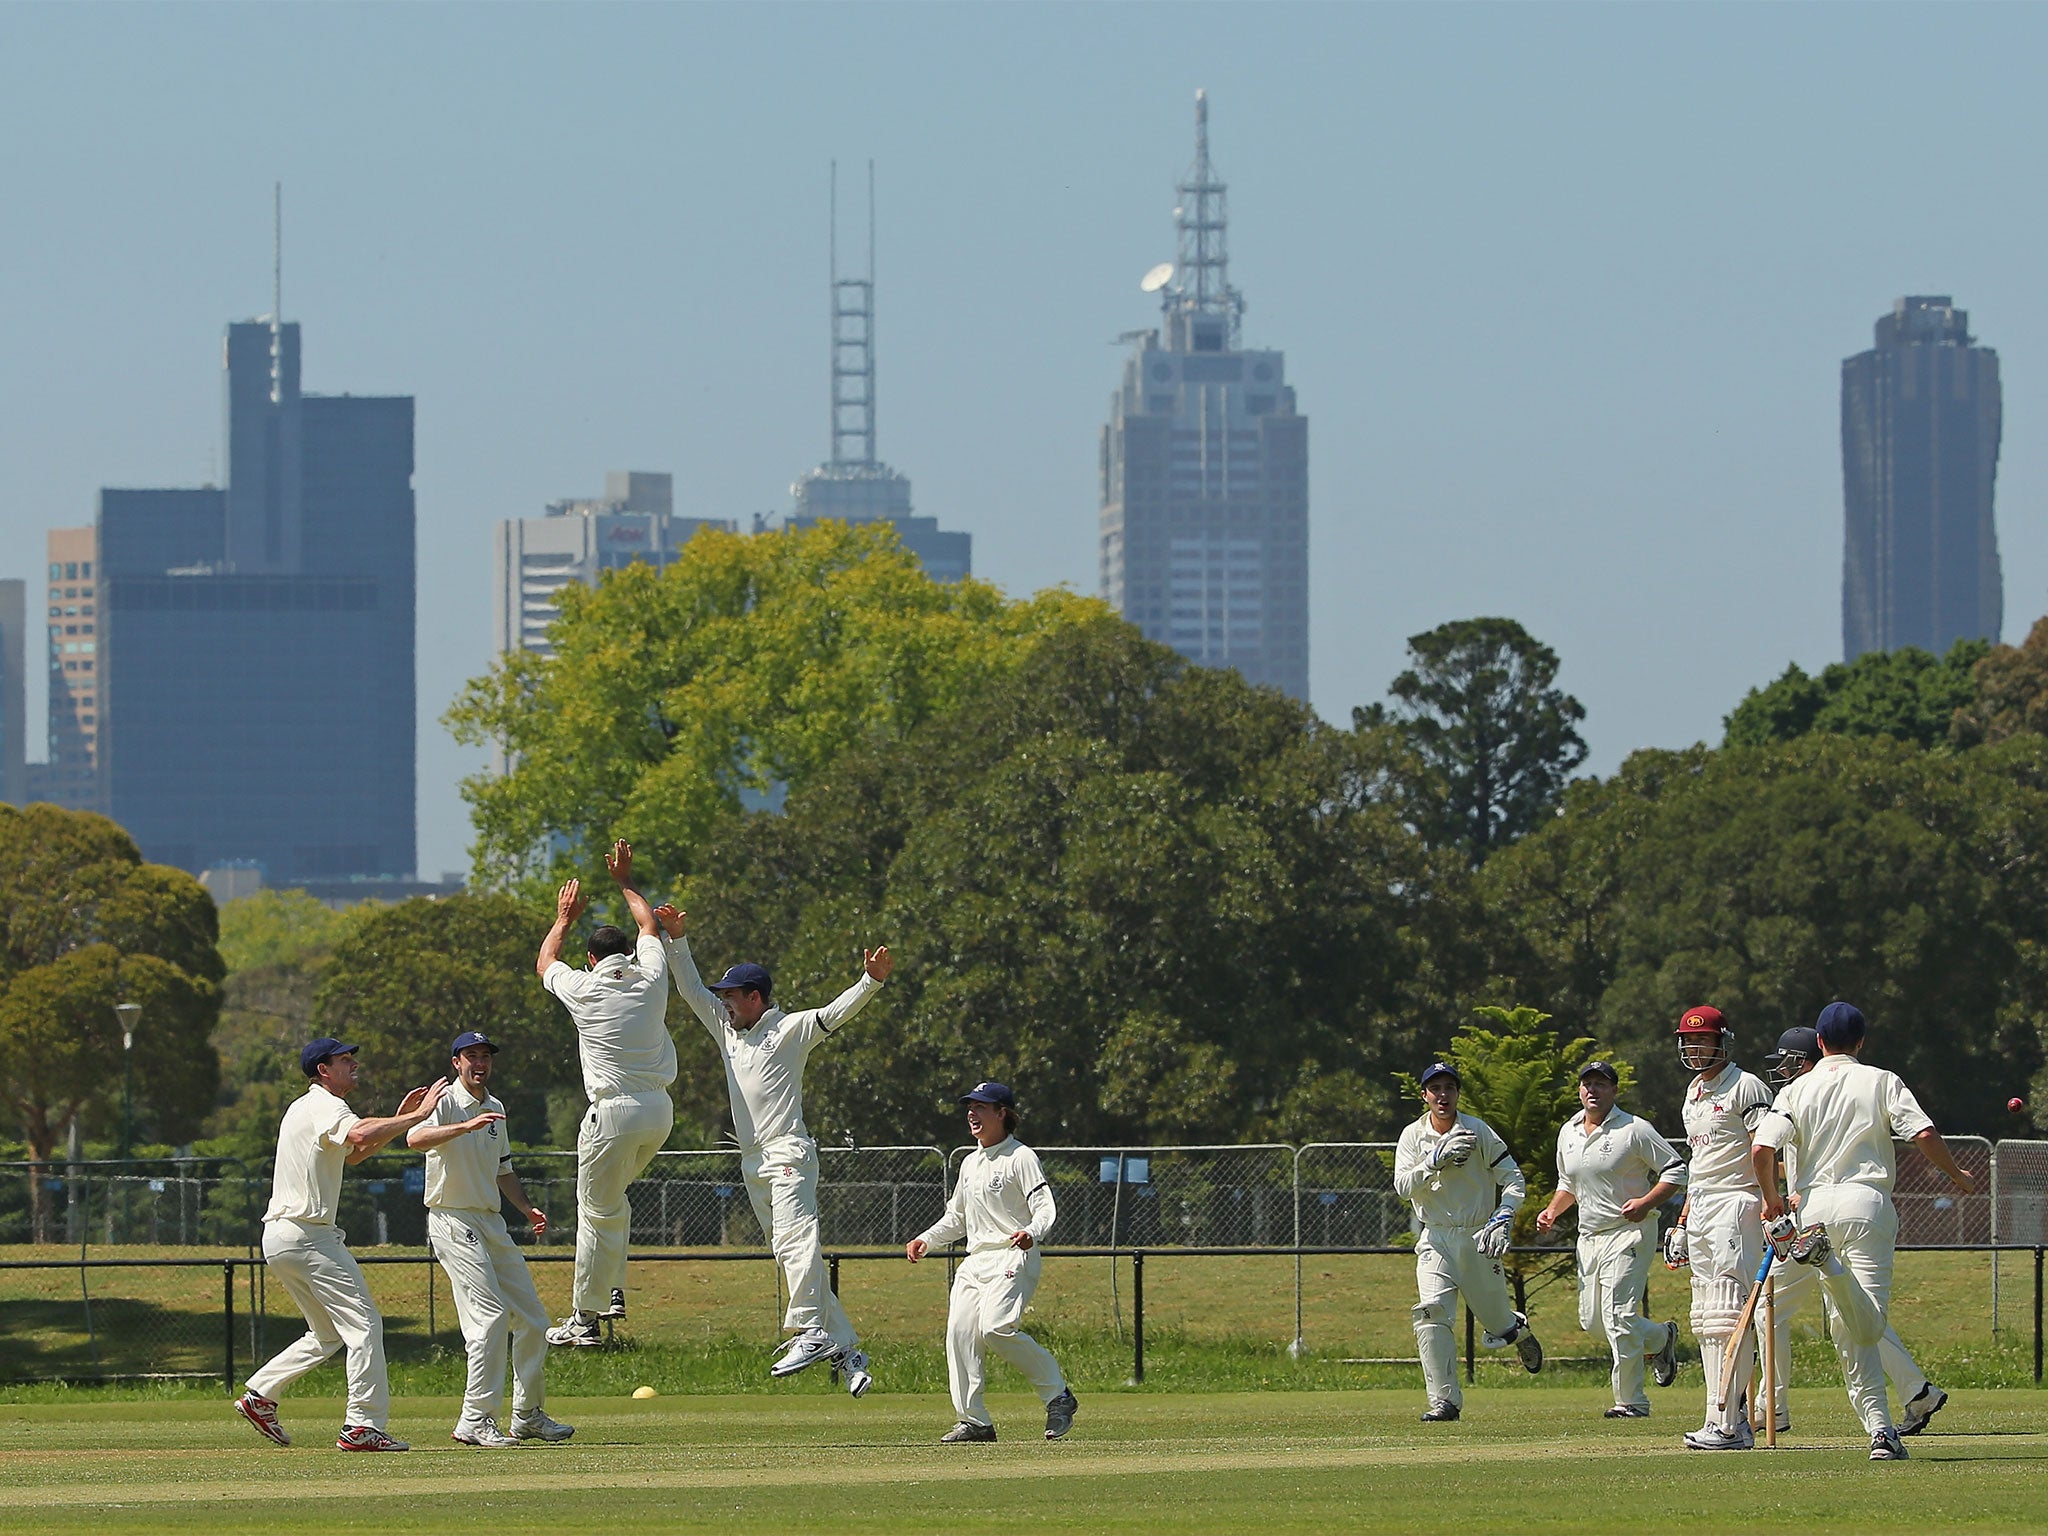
[1412,1300,1451,1333]
[1691,1275,1747,1345]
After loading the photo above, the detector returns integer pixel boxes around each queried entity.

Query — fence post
[1132,1252,1145,1385]
[1290,1148,1304,1358]
[1465,1305,1475,1383]
[223,1259,236,1391]
[2034,1247,2042,1386]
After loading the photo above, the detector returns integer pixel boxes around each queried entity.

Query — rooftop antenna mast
[829,160,878,467]
[269,181,284,404]
[1169,90,1242,347]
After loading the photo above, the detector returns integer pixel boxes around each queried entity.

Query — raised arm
[654,905,725,1035]
[346,1079,448,1164]
[806,947,894,1038]
[606,839,659,938]
[536,878,589,978]
[406,1108,504,1150]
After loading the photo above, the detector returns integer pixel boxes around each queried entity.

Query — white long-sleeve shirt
[1394,1111,1524,1231]
[1681,1062,1773,1197]
[918,1137,1057,1254]
[542,933,678,1103]
[666,935,883,1151]
[1754,1054,1933,1199]
[1555,1107,1687,1236]
[263,1084,361,1225]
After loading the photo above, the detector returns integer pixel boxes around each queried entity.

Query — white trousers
[573,1090,673,1314]
[248,1219,389,1430]
[1412,1224,1519,1409]
[429,1207,551,1424]
[1577,1225,1664,1412]
[1799,1183,1898,1434]
[1687,1187,1762,1432]
[1762,1254,1927,1422]
[744,1137,858,1350]
[946,1248,1066,1429]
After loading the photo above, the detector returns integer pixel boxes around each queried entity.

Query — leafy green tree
[216,889,358,973]
[1479,735,2048,1132]
[308,894,584,1149]
[1394,1005,1634,1270]
[0,806,223,1238]
[1952,616,2048,747]
[677,616,1474,1149]
[1364,617,1587,864]
[446,519,1106,896]
[1723,638,1990,750]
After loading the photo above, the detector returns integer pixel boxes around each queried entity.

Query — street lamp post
[114,1003,142,1160]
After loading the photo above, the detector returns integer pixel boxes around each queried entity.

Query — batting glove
[1764,1214,1797,1261]
[1662,1225,1689,1270]
[1430,1127,1478,1170]
[1474,1216,1513,1258]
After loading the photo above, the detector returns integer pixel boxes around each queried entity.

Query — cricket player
[1533,1060,1686,1418]
[408,1030,574,1447]
[1753,1026,1945,1438]
[1752,1002,1977,1461]
[1393,1060,1543,1422]
[1665,1005,1773,1451]
[906,1081,1078,1444]
[232,1039,446,1451]
[537,840,677,1347]
[655,902,890,1396]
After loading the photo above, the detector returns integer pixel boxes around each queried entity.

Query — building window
[64,564,77,580]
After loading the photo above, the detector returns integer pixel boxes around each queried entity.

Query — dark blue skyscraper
[99,320,415,880]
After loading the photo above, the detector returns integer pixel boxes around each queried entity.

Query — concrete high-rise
[0,579,24,806]
[95,317,417,881]
[1842,295,2003,660]
[494,472,735,660]
[30,527,105,811]
[1099,93,1308,700]
[781,162,972,584]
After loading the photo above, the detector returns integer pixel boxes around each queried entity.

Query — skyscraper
[1099,92,1308,701]
[782,163,972,584]
[0,579,24,806]
[1842,295,2003,660]
[96,317,417,881]
[33,527,104,811]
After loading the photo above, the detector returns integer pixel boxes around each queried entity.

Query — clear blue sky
[3,3,2044,880]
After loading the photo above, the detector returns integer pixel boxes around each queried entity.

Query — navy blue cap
[450,1031,500,1057]
[1815,1001,1866,1049]
[709,962,772,994]
[1578,1060,1619,1085]
[959,1080,1015,1108]
[1419,1060,1460,1087]
[300,1037,358,1076]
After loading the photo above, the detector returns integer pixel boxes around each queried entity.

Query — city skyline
[2,6,2046,879]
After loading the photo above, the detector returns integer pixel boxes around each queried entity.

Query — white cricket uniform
[246,1084,390,1429]
[422,1082,550,1426]
[543,933,677,1314]
[915,1136,1066,1429]
[1554,1107,1686,1411]
[1393,1111,1527,1410]
[1681,1061,1773,1431]
[1753,1054,1934,1435]
[667,935,883,1351]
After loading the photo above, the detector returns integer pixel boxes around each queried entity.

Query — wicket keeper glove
[1662,1225,1689,1269]
[1430,1128,1478,1170]
[1474,1216,1513,1258]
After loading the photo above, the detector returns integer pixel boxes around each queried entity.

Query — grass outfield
[0,1390,2045,1534]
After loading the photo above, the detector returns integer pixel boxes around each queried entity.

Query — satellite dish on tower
[1140,262,1175,294]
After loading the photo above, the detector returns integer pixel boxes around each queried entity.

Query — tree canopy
[1363,617,1587,864]
[1723,638,1990,750]
[446,520,1106,897]
[1953,617,2048,748]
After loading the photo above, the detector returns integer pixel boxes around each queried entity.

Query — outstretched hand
[653,904,687,939]
[605,839,634,886]
[398,1078,450,1117]
[864,946,893,983]
[557,879,589,924]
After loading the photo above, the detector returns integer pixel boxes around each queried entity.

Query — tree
[446,519,1106,897]
[676,616,1475,1149]
[1365,617,1587,864]
[0,806,223,1239]
[1393,1005,1636,1276]
[1952,616,2048,747]
[307,894,586,1148]
[216,889,358,973]
[1478,735,2048,1133]
[1723,638,1990,750]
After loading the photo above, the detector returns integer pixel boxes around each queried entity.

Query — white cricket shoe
[841,1348,873,1398]
[451,1415,521,1448]
[1869,1427,1908,1461]
[233,1391,290,1447]
[336,1424,410,1452]
[601,1287,627,1319]
[511,1408,576,1442]
[545,1315,602,1347]
[770,1329,838,1378]
[1683,1421,1754,1451]
[1898,1384,1947,1436]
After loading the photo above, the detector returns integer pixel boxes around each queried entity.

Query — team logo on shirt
[989,1172,1008,1195]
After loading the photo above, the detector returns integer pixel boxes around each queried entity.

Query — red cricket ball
[2010,1097,2028,1114]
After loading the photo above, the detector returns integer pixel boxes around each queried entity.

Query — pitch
[1,1389,2045,1534]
